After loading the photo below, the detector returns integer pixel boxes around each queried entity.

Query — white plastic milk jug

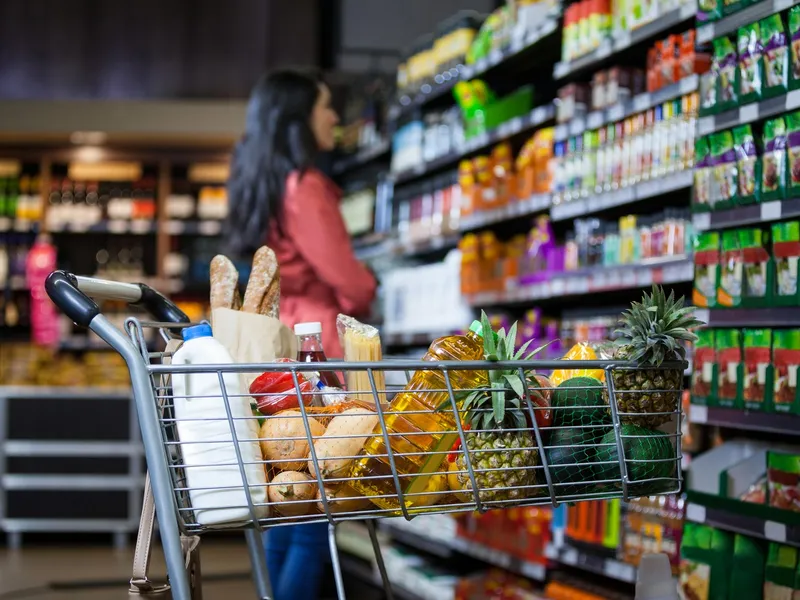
[171,324,267,526]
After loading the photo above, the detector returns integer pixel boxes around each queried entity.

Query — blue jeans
[264,523,330,600]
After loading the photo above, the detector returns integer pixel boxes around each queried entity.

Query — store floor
[0,538,382,599]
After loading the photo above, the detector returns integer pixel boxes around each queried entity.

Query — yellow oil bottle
[349,320,488,509]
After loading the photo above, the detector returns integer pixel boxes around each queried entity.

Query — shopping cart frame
[45,271,685,600]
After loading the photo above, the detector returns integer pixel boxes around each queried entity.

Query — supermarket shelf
[0,385,130,400]
[383,331,452,348]
[697,89,800,137]
[685,501,800,547]
[695,307,800,327]
[689,404,800,436]
[692,199,800,232]
[697,0,796,43]
[468,255,693,307]
[390,17,560,118]
[332,140,391,176]
[461,193,551,231]
[4,440,144,456]
[546,543,637,584]
[2,474,145,491]
[8,275,27,291]
[48,220,157,235]
[163,219,223,236]
[550,170,693,221]
[392,104,556,185]
[392,234,460,257]
[554,75,699,142]
[553,3,695,80]
[0,217,39,233]
[339,552,424,600]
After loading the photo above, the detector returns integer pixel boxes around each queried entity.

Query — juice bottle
[349,321,489,509]
[295,321,341,389]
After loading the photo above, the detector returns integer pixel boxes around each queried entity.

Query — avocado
[593,423,676,496]
[543,425,610,495]
[551,376,611,428]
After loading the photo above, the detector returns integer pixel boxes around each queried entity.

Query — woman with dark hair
[225,70,377,599]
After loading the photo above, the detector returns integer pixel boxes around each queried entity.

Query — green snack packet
[713,36,739,113]
[691,329,717,404]
[700,69,719,116]
[729,535,766,600]
[742,328,772,410]
[710,130,738,209]
[765,543,798,597]
[718,230,743,308]
[733,125,760,204]
[693,231,720,308]
[773,221,800,305]
[790,6,800,91]
[787,111,800,195]
[762,116,788,202]
[697,0,722,25]
[773,329,800,413]
[694,136,714,211]
[740,228,771,307]
[738,23,763,105]
[768,453,800,513]
[715,328,742,408]
[761,13,789,98]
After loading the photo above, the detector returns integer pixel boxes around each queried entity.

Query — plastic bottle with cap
[635,553,679,600]
[295,321,341,389]
[171,323,268,525]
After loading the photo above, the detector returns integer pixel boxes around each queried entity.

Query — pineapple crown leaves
[462,311,550,431]
[614,285,705,367]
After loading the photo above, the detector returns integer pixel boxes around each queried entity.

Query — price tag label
[554,124,568,140]
[510,38,524,54]
[550,279,565,296]
[0,217,10,231]
[608,104,624,122]
[554,63,569,78]
[587,111,604,129]
[633,93,651,112]
[199,220,222,236]
[788,89,800,111]
[765,521,788,543]
[489,49,503,65]
[697,24,714,44]
[570,118,585,136]
[681,74,699,94]
[166,220,184,235]
[475,58,489,73]
[697,117,715,136]
[531,106,548,124]
[562,548,578,565]
[775,0,794,11]
[614,31,631,50]
[740,104,759,123]
[685,503,707,523]
[545,544,559,560]
[761,201,782,221]
[130,220,152,234]
[638,268,654,286]
[690,404,708,424]
[108,220,127,234]
[693,212,711,231]
[14,219,31,232]
[509,117,523,134]
[621,269,637,287]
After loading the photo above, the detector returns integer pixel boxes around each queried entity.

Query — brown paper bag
[211,307,297,390]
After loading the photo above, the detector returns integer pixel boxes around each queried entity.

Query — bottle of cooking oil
[349,320,488,510]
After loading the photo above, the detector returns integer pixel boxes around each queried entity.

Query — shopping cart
[45,271,685,600]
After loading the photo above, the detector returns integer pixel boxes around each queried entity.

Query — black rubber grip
[45,271,101,328]
[135,284,190,325]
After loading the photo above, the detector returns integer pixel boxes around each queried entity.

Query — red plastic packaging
[249,359,315,415]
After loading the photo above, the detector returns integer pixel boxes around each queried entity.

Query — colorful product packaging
[740,228,772,307]
[694,231,720,308]
[738,23,764,105]
[790,5,800,91]
[712,36,739,113]
[697,0,722,25]
[772,329,800,414]
[761,13,789,99]
[733,124,760,204]
[715,328,742,409]
[692,329,717,405]
[768,451,800,513]
[718,230,743,308]
[700,68,718,117]
[694,136,714,212]
[787,111,800,196]
[729,535,767,600]
[710,130,738,209]
[742,328,773,411]
[773,221,800,305]
[762,116,788,202]
[764,543,798,598]
[679,524,734,600]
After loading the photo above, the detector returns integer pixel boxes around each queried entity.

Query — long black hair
[224,69,322,257]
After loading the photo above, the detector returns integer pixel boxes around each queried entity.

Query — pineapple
[613,285,703,427]
[449,313,546,504]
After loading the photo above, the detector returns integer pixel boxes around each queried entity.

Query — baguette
[210,255,241,310]
[242,246,279,316]
[258,264,280,318]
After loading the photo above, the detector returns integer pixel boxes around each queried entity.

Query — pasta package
[337,314,386,405]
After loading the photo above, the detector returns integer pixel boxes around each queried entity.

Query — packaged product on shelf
[458,160,477,216]
[490,143,515,207]
[742,328,773,410]
[741,228,772,306]
[715,328,742,409]
[772,329,800,414]
[700,68,718,116]
[694,137,714,211]
[557,83,591,124]
[738,23,764,105]
[680,30,712,82]
[692,329,717,403]
[709,130,738,209]
[760,13,790,99]
[788,111,800,195]
[712,36,739,113]
[773,221,800,304]
[459,234,479,295]
[768,451,800,512]
[790,6,800,91]
[733,124,760,204]
[679,524,734,600]
[693,231,720,308]
[718,230,743,307]
[473,156,494,212]
[730,535,767,600]
[697,0,722,25]
[764,543,799,598]
[762,116,789,202]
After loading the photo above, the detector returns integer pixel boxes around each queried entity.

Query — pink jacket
[269,169,377,359]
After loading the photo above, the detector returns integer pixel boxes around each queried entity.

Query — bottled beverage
[349,320,488,509]
[295,321,341,389]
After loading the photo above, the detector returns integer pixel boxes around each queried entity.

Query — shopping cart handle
[46,271,190,328]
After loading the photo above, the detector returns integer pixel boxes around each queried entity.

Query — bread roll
[210,255,240,310]
[242,246,279,315]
